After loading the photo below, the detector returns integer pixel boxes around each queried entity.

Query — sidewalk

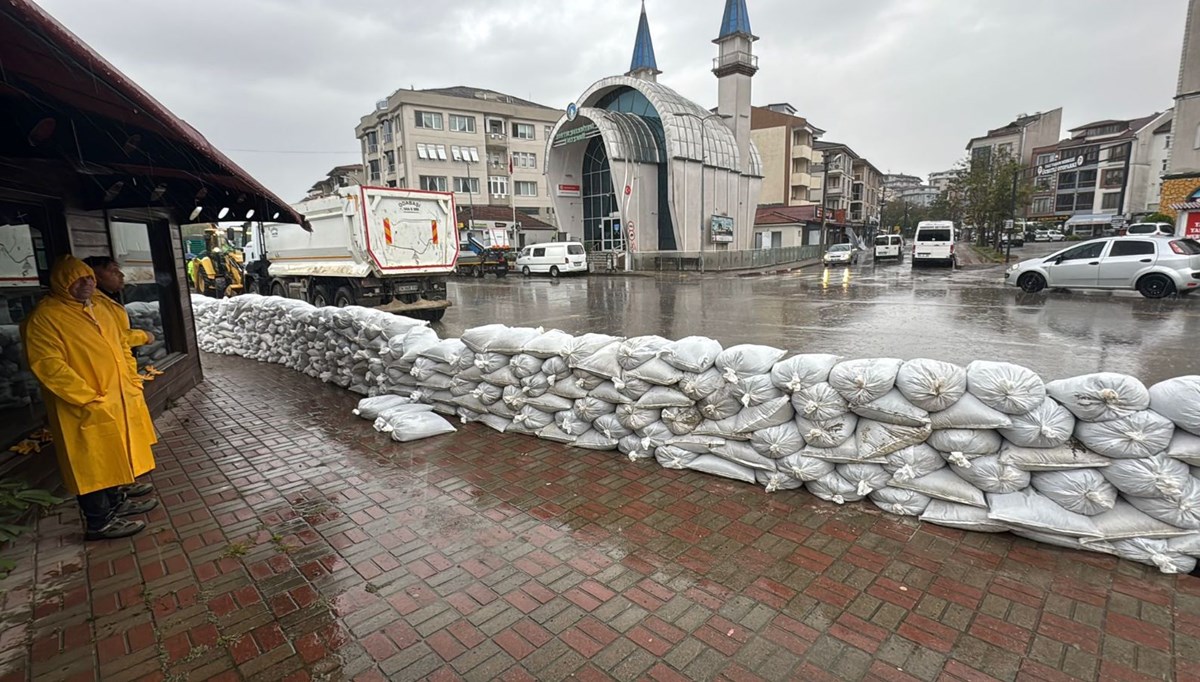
[1,352,1197,681]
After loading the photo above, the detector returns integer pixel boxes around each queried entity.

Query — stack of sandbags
[124,301,167,368]
[0,325,37,410]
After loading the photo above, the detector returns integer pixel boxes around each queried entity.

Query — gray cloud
[38,0,1187,199]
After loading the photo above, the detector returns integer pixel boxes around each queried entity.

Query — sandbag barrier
[191,294,1200,574]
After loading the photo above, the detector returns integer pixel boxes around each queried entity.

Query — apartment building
[811,141,857,222]
[355,86,562,226]
[882,173,922,202]
[1161,0,1200,218]
[305,164,364,199]
[966,108,1062,167]
[749,103,825,206]
[927,169,958,194]
[850,158,883,225]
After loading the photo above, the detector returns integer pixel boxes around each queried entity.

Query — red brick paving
[0,352,1197,681]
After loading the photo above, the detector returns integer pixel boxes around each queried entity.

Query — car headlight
[1009,264,1020,271]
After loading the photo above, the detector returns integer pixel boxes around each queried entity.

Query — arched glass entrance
[582,136,623,252]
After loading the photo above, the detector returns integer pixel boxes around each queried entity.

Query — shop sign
[710,215,734,243]
[556,184,582,197]
[552,123,600,147]
[1037,155,1086,176]
[1185,211,1200,240]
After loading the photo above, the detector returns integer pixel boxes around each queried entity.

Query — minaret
[713,0,757,174]
[627,1,661,82]
[1168,0,1200,175]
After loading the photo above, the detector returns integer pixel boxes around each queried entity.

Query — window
[1036,153,1056,165]
[1106,145,1128,162]
[916,230,950,242]
[1055,241,1106,262]
[998,143,1013,157]
[1163,159,1170,173]
[365,131,378,154]
[435,145,447,161]
[532,247,545,257]
[1074,192,1095,210]
[381,119,393,144]
[545,125,553,140]
[1032,197,1053,214]
[419,175,448,192]
[512,152,536,169]
[415,110,443,130]
[1101,169,1125,188]
[1165,134,1172,149]
[384,150,395,173]
[0,202,54,447]
[1077,170,1097,188]
[449,114,476,133]
[514,180,537,197]
[453,177,480,194]
[449,146,479,163]
[110,219,182,371]
[488,176,508,196]
[1055,193,1075,212]
[1101,192,1121,210]
[1109,240,1154,257]
[1058,171,1077,189]
[368,159,380,181]
[417,143,429,160]
[567,244,585,256]
[1035,176,1054,191]
[488,151,505,168]
[451,146,462,162]
[512,123,535,140]
[486,118,505,135]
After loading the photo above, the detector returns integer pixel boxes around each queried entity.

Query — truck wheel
[497,268,507,278]
[311,286,332,307]
[425,309,446,322]
[550,266,560,278]
[334,286,355,307]
[522,266,531,277]
[474,266,485,279]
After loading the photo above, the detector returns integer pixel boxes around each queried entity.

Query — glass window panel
[111,220,177,371]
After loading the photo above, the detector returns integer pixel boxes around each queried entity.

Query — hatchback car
[1004,236,1200,298]
[823,243,859,266]
[1124,222,1175,237]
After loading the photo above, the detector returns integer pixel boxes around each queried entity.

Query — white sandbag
[508,354,545,379]
[1030,469,1117,516]
[573,342,623,379]
[449,375,479,397]
[986,489,1102,537]
[420,338,469,367]
[892,469,986,508]
[679,368,725,401]
[733,398,795,434]
[929,429,1003,460]
[512,405,555,432]
[687,455,757,484]
[388,411,457,442]
[548,378,590,400]
[711,440,777,472]
[715,344,787,384]
[618,434,653,461]
[373,404,437,432]
[829,358,903,406]
[950,455,1030,494]
[698,384,742,421]
[869,487,932,517]
[476,413,511,433]
[655,445,699,469]
[850,390,930,427]
[807,472,863,504]
[777,453,836,481]
[667,434,727,453]
[1084,500,1195,542]
[522,329,575,359]
[1012,530,1111,554]
[921,499,1009,532]
[966,360,1046,415]
[997,398,1075,449]
[501,386,530,411]
[856,419,932,461]
[1101,455,1193,499]
[617,335,672,370]
[1075,410,1175,460]
[590,381,634,405]
[574,396,618,422]
[770,354,841,392]
[884,444,945,484]
[661,336,724,373]
[410,357,453,382]
[1045,373,1149,423]
[593,413,633,440]
[486,401,517,420]
[1166,430,1200,465]
[636,386,694,409]
[1147,376,1200,436]
[626,358,684,386]
[397,328,439,366]
[895,359,967,412]
[482,366,521,388]
[750,422,805,459]
[471,383,504,406]
[1124,479,1200,530]
[555,410,592,436]
[998,442,1111,471]
[1112,538,1198,574]
[572,371,606,392]
[801,438,882,464]
[353,395,414,419]
[573,429,621,451]
[692,417,742,439]
[538,423,579,444]
[419,374,455,391]
[520,373,551,398]
[451,394,490,415]
[757,470,806,493]
[561,334,623,367]
[733,375,784,408]
[661,407,703,435]
[928,393,1013,430]
[616,405,662,432]
[473,351,510,374]
[541,356,572,381]
[614,376,654,400]
[837,463,892,496]
[791,383,849,422]
[635,421,675,451]
[461,325,542,354]
[796,413,858,448]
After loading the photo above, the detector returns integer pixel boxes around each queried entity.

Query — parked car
[912,221,956,267]
[1125,222,1175,237]
[1000,232,1025,247]
[873,234,904,261]
[1033,230,1051,242]
[1047,230,1065,242]
[1004,236,1200,298]
[516,241,589,276]
[823,243,859,266]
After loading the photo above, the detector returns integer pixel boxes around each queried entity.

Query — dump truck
[245,186,458,321]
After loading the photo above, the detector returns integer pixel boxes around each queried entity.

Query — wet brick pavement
[2,352,1199,681]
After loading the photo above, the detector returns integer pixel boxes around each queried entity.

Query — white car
[1004,236,1200,298]
[873,234,904,261]
[823,243,859,266]
[912,221,956,267]
[516,241,588,277]
[1125,222,1175,237]
[1047,230,1065,242]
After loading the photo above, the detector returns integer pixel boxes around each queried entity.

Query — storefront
[0,1,305,449]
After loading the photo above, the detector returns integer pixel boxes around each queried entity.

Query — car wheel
[522,266,531,277]
[1137,274,1175,299]
[550,265,560,277]
[1018,272,1046,293]
[333,286,355,308]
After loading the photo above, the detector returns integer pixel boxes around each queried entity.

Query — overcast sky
[37,0,1189,201]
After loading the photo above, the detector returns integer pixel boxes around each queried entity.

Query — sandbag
[574,396,617,422]
[561,334,623,367]
[463,325,543,354]
[573,429,621,451]
[1147,376,1200,436]
[590,381,634,405]
[928,393,1013,430]
[837,462,891,496]
[895,359,967,412]
[476,413,511,434]
[869,487,932,517]
[711,441,778,472]
[966,361,1046,415]
[1166,429,1200,465]
[770,354,841,392]
[541,356,572,381]
[757,470,806,493]
[482,366,521,388]
[927,429,1002,458]
[473,352,510,374]
[661,336,723,373]
[949,455,1030,494]
[1030,469,1117,516]
[1100,455,1193,499]
[618,434,653,461]
[1109,537,1197,574]
[750,422,805,459]
[892,469,986,508]
[626,358,684,386]
[699,384,742,421]
[1074,410,1175,459]
[790,383,848,422]
[1045,373,1149,423]
[548,378,589,400]
[920,500,1009,532]
[573,342,623,379]
[661,406,703,435]
[1084,500,1195,542]
[985,489,1102,537]
[373,404,437,432]
[667,434,726,454]
[508,354,545,380]
[796,413,858,448]
[520,373,552,398]
[353,395,414,419]
[829,358,903,406]
[522,329,575,359]
[998,441,1111,471]
[420,338,469,367]
[1012,530,1111,554]
[511,405,555,433]
[616,335,672,370]
[555,410,592,436]
[777,453,836,482]
[388,411,457,442]
[884,444,945,484]
[687,455,757,484]
[635,421,675,451]
[593,413,633,440]
[850,390,930,427]
[806,471,863,504]
[856,419,932,461]
[614,376,654,400]
[655,445,698,469]
[616,405,662,432]
[526,392,574,414]
[733,375,784,408]
[679,368,725,401]
[998,398,1075,448]
[715,344,787,383]
[1124,479,1200,530]
[537,423,578,444]
[732,397,795,434]
[801,438,882,464]
[637,386,694,409]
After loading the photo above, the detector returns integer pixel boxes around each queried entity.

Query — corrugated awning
[1065,213,1116,225]
[1170,201,1200,211]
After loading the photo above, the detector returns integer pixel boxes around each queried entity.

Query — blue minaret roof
[629,2,660,74]
[717,0,753,39]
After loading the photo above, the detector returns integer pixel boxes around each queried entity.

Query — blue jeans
[76,488,126,531]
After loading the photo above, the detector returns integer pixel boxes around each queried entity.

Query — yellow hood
[49,255,95,302]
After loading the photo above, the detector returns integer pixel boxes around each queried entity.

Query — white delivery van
[912,221,956,268]
[516,241,588,276]
[873,234,904,261]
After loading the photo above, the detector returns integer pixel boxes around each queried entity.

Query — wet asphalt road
[434,241,1200,385]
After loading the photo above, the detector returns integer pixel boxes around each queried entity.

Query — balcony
[791,143,813,159]
[790,172,812,188]
[712,51,758,73]
[485,133,508,148]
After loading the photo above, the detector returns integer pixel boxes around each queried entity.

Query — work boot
[84,518,146,541]
[113,498,159,517]
[119,483,155,498]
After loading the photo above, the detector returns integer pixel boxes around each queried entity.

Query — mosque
[545,0,763,264]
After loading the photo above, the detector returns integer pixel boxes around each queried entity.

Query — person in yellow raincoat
[21,256,159,540]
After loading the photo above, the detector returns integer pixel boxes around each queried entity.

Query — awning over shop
[0,0,308,228]
[1065,213,1116,226]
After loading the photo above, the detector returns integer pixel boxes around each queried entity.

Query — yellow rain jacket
[21,256,157,495]
[92,292,158,478]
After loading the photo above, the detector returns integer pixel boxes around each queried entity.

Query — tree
[946,149,1033,247]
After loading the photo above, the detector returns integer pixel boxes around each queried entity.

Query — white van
[873,234,904,261]
[516,241,589,276]
[912,221,956,268]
